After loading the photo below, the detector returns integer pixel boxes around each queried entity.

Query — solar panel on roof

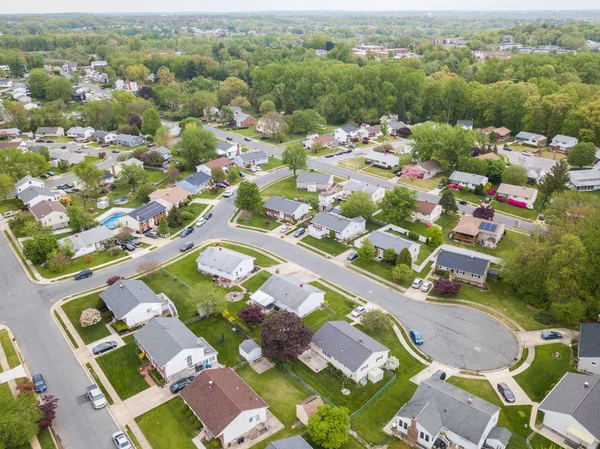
[478,222,498,232]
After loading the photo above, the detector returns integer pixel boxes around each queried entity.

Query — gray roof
[265,436,313,449]
[93,130,109,138]
[457,120,473,127]
[15,176,44,189]
[515,131,546,141]
[36,127,61,133]
[311,212,365,233]
[182,171,212,187]
[127,201,166,222]
[114,133,142,144]
[388,121,408,130]
[417,191,440,205]
[195,247,255,273]
[436,250,490,276]
[368,230,420,254]
[312,321,389,371]
[58,226,114,251]
[539,373,600,439]
[152,146,172,156]
[568,169,600,187]
[134,317,216,367]
[396,378,501,444]
[487,427,512,446]
[341,124,357,133]
[296,172,333,185]
[240,339,261,353]
[256,274,323,311]
[344,180,382,197]
[17,186,56,204]
[579,323,600,358]
[449,171,488,185]
[365,151,400,165]
[550,135,578,146]
[239,150,268,163]
[100,280,163,318]
[263,196,305,215]
[217,141,236,152]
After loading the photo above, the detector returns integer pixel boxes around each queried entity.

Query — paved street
[499,147,558,172]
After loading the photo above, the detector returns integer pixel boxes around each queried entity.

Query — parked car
[145,230,158,239]
[101,143,110,148]
[431,370,447,381]
[32,373,47,393]
[169,376,195,393]
[121,242,136,251]
[260,136,268,140]
[325,154,335,158]
[409,329,424,345]
[420,281,432,292]
[503,146,512,152]
[196,218,206,227]
[223,190,234,198]
[395,171,402,177]
[74,269,93,280]
[497,383,516,403]
[351,306,367,317]
[36,139,45,143]
[112,431,132,449]
[347,251,358,261]
[348,143,356,149]
[437,183,445,189]
[335,150,345,156]
[111,149,120,153]
[280,225,291,233]
[411,278,423,289]
[86,384,107,409]
[3,210,18,219]
[204,212,213,220]
[222,180,231,186]
[180,241,194,252]
[255,166,262,172]
[83,139,90,143]
[293,228,305,238]
[344,149,353,154]
[541,331,563,341]
[244,137,251,142]
[180,226,194,238]
[92,341,118,355]
[45,139,54,143]
[215,182,227,188]
[362,139,370,144]
[75,148,84,153]
[522,151,532,157]
[239,171,245,177]
[60,145,67,149]
[458,200,468,205]
[226,137,233,141]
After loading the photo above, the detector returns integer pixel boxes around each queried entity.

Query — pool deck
[95,207,134,224]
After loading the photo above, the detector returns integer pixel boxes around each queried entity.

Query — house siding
[578,357,600,375]
[221,408,268,444]
[122,303,163,327]
[196,258,254,282]
[39,211,69,230]
[314,346,388,383]
[542,411,599,449]
[297,180,333,190]
[435,263,489,286]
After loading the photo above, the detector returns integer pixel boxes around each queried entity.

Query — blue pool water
[100,213,126,229]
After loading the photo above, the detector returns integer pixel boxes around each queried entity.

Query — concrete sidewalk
[483,370,534,405]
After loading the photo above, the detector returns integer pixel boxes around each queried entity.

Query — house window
[425,435,430,442]
[419,432,424,440]
[146,308,152,313]
[249,417,253,423]
[457,270,465,275]
[591,362,598,366]
[403,421,408,430]
[376,356,383,362]
[472,274,480,279]
[186,355,192,367]
[361,365,368,371]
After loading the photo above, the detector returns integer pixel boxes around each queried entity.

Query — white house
[449,171,489,189]
[35,127,65,138]
[549,135,578,153]
[49,149,86,166]
[239,340,262,362]
[415,160,443,179]
[66,126,95,139]
[343,180,386,203]
[309,212,366,241]
[29,200,68,230]
[195,246,255,282]
[355,227,421,261]
[150,146,173,162]
[113,133,144,147]
[250,274,325,317]
[15,176,44,194]
[539,373,600,449]
[514,131,547,147]
[180,368,269,445]
[365,151,400,169]
[263,196,309,222]
[216,141,239,159]
[110,157,144,177]
[457,119,474,130]
[296,172,334,191]
[393,378,508,449]
[100,280,172,328]
[92,131,117,144]
[234,150,269,168]
[411,200,442,223]
[496,183,538,208]
[17,186,61,208]
[312,321,390,383]
[91,61,108,69]
[568,169,600,191]
[334,124,358,143]
[58,226,114,259]
[578,323,600,375]
[135,317,218,381]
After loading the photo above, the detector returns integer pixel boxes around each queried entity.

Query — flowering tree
[401,165,423,178]
[80,308,102,327]
[106,275,125,286]
[38,395,59,431]
[238,306,265,326]
[433,278,461,297]
[472,205,495,220]
[384,356,400,371]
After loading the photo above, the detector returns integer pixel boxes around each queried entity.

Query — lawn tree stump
[226,292,244,302]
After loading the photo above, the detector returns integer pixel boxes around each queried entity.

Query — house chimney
[407,418,419,445]
[584,382,589,388]
[468,398,472,405]
[219,247,222,251]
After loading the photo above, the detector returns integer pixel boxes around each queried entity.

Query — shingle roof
[515,131,546,141]
[311,212,365,233]
[417,160,442,173]
[217,141,236,152]
[15,176,44,189]
[253,274,323,311]
[100,280,164,318]
[17,186,57,205]
[343,180,383,197]
[436,250,490,276]
[367,230,419,254]
[238,150,268,163]
[568,169,600,187]
[416,200,438,215]
[182,171,212,187]
[135,317,216,367]
[263,196,305,215]
[29,200,66,220]
[487,427,512,446]
[240,339,260,353]
[449,171,488,185]
[265,436,313,449]
[151,146,172,156]
[93,130,109,138]
[127,201,166,222]
[539,373,600,439]
[58,226,114,251]
[296,172,333,185]
[388,121,408,130]
[312,321,389,371]
[550,135,578,146]
[204,157,233,169]
[114,133,141,144]
[36,127,61,133]
[579,323,600,358]
[365,151,400,165]
[195,247,255,274]
[457,120,473,127]
[341,124,357,133]
[453,215,503,238]
[496,183,537,200]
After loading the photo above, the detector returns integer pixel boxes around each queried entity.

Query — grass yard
[351,257,423,289]
[196,188,222,200]
[38,428,57,449]
[143,168,167,184]
[242,271,272,293]
[528,432,557,449]
[514,343,574,402]
[221,243,281,267]
[62,294,111,344]
[144,271,202,321]
[136,397,198,449]
[261,156,285,171]
[398,174,445,191]
[0,198,22,214]
[363,165,397,179]
[301,235,350,256]
[169,203,209,234]
[36,248,129,279]
[237,211,281,231]
[96,335,149,400]
[338,157,369,171]
[261,175,319,201]
[450,189,541,220]
[0,329,20,368]
[186,317,246,366]
[303,281,357,330]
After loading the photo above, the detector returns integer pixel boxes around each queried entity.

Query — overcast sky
[2,0,597,14]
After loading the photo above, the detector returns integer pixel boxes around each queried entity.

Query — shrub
[449,183,457,189]
[488,189,496,195]
[462,186,471,193]
[407,231,420,241]
[80,308,102,327]
[109,247,122,256]
[433,278,461,296]
[180,211,194,221]
[112,320,129,332]
[106,275,125,286]
[535,309,555,325]
[84,255,93,264]
[237,305,265,326]
[474,185,485,195]
[48,253,71,273]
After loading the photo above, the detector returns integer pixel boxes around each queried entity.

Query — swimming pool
[100,213,126,229]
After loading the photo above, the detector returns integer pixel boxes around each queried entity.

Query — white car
[411,278,423,289]
[351,306,367,317]
[522,151,532,156]
[223,190,234,198]
[280,225,291,233]
[420,281,432,292]
[112,431,132,449]
[255,166,262,172]
[195,218,206,227]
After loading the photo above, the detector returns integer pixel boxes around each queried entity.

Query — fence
[349,372,396,418]
[273,360,335,407]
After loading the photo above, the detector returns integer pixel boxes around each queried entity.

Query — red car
[222,180,231,186]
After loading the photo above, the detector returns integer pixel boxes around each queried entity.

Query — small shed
[296,395,325,426]
[239,339,262,362]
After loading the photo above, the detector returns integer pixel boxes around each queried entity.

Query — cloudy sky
[2,0,597,14]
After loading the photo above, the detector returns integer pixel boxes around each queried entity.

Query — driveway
[499,148,558,172]
[517,329,578,348]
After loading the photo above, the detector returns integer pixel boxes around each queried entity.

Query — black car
[170,376,195,393]
[497,383,516,403]
[244,137,251,141]
[111,149,120,153]
[121,242,136,251]
[431,370,447,381]
[145,230,159,239]
[180,241,194,252]
[459,200,468,205]
[92,341,118,355]
[74,269,93,280]
[437,183,445,189]
[226,137,233,141]
[260,136,268,140]
[204,212,213,220]
[325,154,334,158]
[180,226,194,238]
[541,331,563,341]
[101,143,110,148]
[45,140,54,143]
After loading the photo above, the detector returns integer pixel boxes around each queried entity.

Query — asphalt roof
[551,134,578,145]
[296,172,333,184]
[253,274,323,311]
[487,427,512,446]
[457,120,473,127]
[182,171,212,187]
[217,141,235,151]
[127,201,166,222]
[449,171,488,185]
[114,133,142,143]
[579,323,600,358]
[311,212,365,233]
[29,200,66,219]
[195,246,255,274]
[365,151,400,165]
[17,186,57,204]
[341,124,357,133]
[265,436,313,449]
[58,226,114,251]
[15,175,44,189]
[240,339,261,353]
[238,150,268,163]
[367,230,420,254]
[263,196,305,215]
[436,250,490,276]
[515,131,546,141]
[100,280,163,318]
[312,321,389,371]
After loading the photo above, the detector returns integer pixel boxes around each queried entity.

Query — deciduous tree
[472,205,495,220]
[38,394,59,431]
[141,108,161,136]
[261,311,313,362]
[27,68,50,98]
[567,142,596,168]
[73,162,103,209]
[282,145,308,177]
[238,305,265,326]
[118,163,147,190]
[357,238,375,260]
[433,278,461,296]
[80,308,102,327]
[439,188,458,214]
[396,247,413,267]
[195,283,227,316]
[501,165,528,186]
[179,126,217,169]
[45,77,73,102]
[0,174,13,200]
[136,259,159,279]
[23,234,58,265]
[211,167,225,182]
[380,186,417,225]
[360,309,390,334]
[339,191,376,219]
[308,405,350,449]
[235,182,262,211]
[425,226,443,247]
[0,386,42,448]
[539,159,569,200]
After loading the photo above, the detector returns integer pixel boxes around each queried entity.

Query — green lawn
[36,248,129,279]
[96,335,150,400]
[237,211,281,230]
[529,432,557,449]
[514,343,574,402]
[0,198,22,214]
[363,165,397,179]
[62,294,111,344]
[450,188,541,220]
[302,281,358,330]
[38,428,57,449]
[169,203,209,234]
[261,156,285,171]
[144,271,202,321]
[351,257,422,289]
[261,175,319,201]
[338,157,369,170]
[196,189,222,199]
[136,397,198,449]
[398,174,445,191]
[186,317,246,367]
[301,235,350,256]
[144,168,167,184]
[221,243,281,267]
[242,271,272,293]
[0,329,20,368]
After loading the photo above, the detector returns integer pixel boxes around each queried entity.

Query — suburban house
[317,185,344,212]
[578,323,600,375]
[17,186,61,208]
[180,368,269,445]
[92,131,116,144]
[334,125,358,143]
[309,212,366,241]
[234,150,269,168]
[263,196,310,222]
[49,149,86,166]
[538,373,600,449]
[296,396,324,426]
[449,171,489,190]
[305,135,336,149]
[435,249,491,286]
[35,127,64,138]
[115,79,138,92]
[135,317,218,381]
[568,169,600,191]
[29,200,68,230]
[0,128,21,138]
[393,378,509,449]
[342,180,386,203]
[250,274,325,317]
[151,146,173,162]
[496,183,538,208]
[365,151,400,169]
[457,119,474,130]
[527,167,546,185]
[296,172,334,191]
[549,135,579,153]
[119,201,167,234]
[358,124,383,139]
[410,200,442,223]
[312,321,390,383]
[176,172,212,195]
[239,340,262,363]
[66,126,94,139]
[149,186,190,208]
[15,176,44,194]
[58,226,114,259]
[113,133,144,147]
[197,157,235,176]
[483,126,511,141]
[514,131,547,147]
[110,157,144,177]
[216,141,239,159]
[415,160,443,179]
[233,109,257,128]
[100,280,172,328]
[266,436,313,449]
[355,228,421,261]
[388,121,409,136]
[195,246,255,282]
[449,214,505,248]
[91,60,108,69]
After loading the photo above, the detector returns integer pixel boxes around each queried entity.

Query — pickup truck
[86,384,107,409]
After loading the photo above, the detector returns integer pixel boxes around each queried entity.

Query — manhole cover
[473,346,482,352]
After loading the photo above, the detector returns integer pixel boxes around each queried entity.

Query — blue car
[293,228,306,238]
[32,373,47,393]
[410,329,424,345]
[180,227,194,238]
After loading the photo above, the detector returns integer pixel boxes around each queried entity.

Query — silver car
[411,278,423,289]
[420,281,432,292]
[112,431,132,449]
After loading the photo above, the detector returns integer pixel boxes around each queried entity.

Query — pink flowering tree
[401,165,423,178]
